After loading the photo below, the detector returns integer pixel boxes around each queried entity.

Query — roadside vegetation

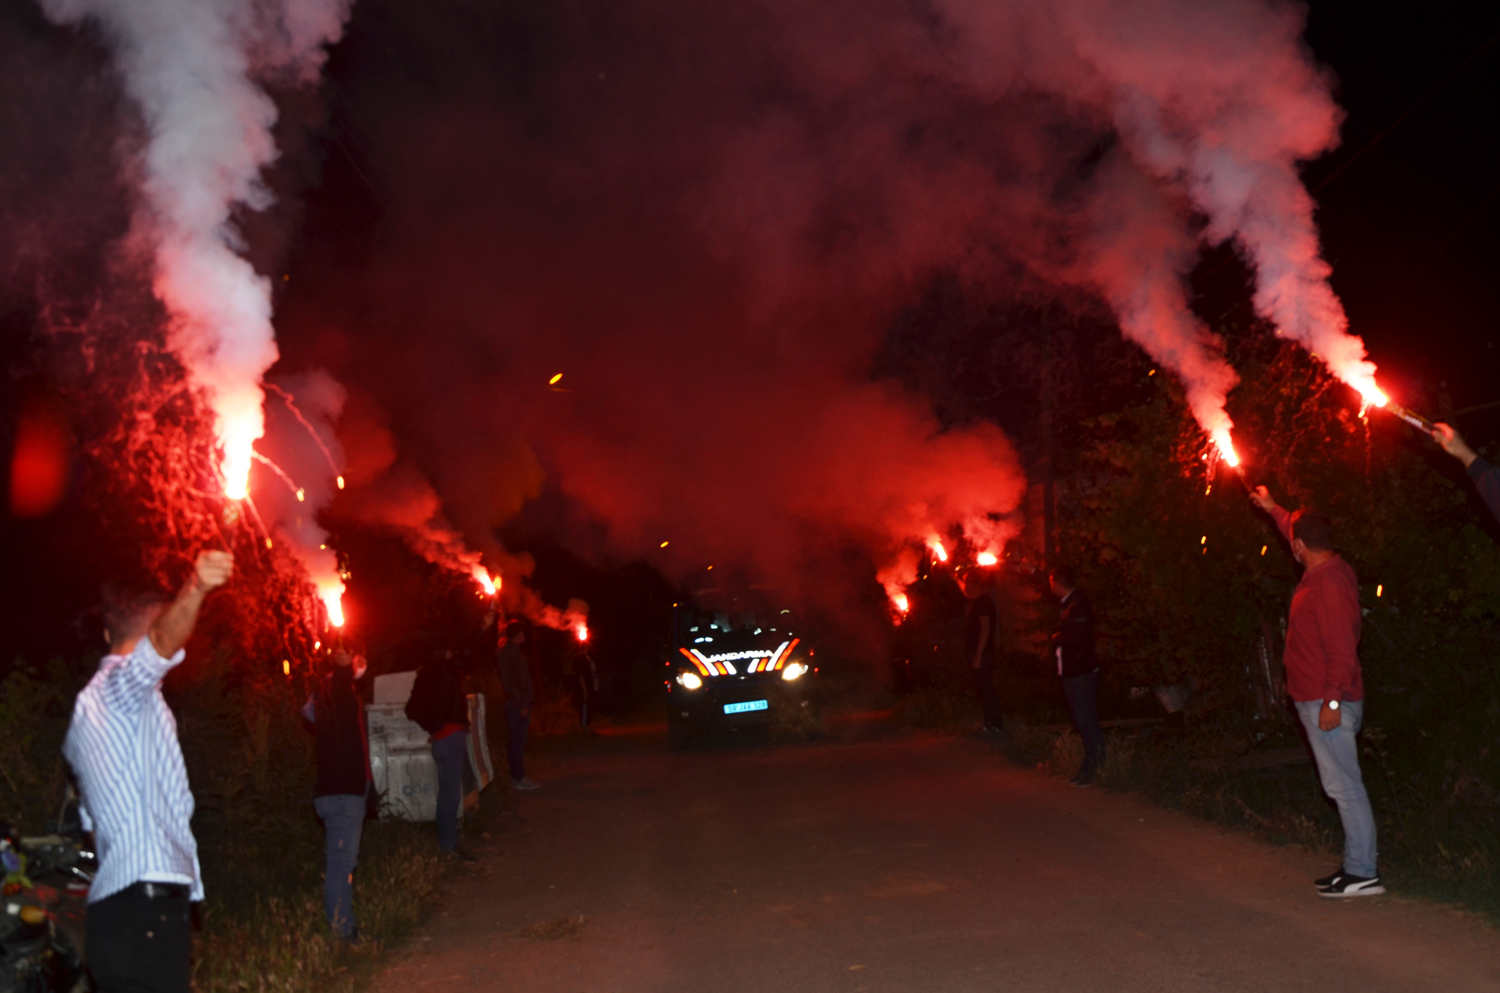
[893,326,1500,922]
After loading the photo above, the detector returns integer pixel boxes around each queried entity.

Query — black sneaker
[1314,868,1347,889]
[980,724,1005,735]
[1318,873,1384,898]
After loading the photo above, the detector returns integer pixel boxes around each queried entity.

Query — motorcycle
[1,796,95,993]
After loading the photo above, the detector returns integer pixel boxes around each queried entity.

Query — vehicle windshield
[674,600,799,652]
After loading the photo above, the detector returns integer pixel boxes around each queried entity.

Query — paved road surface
[369,724,1500,992]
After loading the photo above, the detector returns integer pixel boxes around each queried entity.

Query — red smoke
[270,0,1355,614]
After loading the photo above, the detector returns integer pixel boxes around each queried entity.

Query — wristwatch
[1327,700,1340,711]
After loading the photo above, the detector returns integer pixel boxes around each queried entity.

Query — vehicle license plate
[723,699,768,715]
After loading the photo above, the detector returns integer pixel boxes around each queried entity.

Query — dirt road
[369,724,1499,992]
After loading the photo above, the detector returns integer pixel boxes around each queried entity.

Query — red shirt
[1271,508,1364,703]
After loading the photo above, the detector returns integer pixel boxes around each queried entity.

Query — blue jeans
[1061,670,1105,775]
[431,731,467,852]
[313,793,365,938]
[1295,699,1378,877]
[504,701,530,782]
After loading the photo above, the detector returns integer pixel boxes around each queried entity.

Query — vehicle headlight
[676,671,703,690]
[781,662,807,681]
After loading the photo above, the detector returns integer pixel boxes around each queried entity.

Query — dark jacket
[405,656,471,734]
[1469,457,1500,525]
[496,643,534,708]
[1053,589,1098,678]
[304,666,371,798]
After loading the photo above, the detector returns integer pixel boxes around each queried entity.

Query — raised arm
[1249,486,1294,545]
[149,550,234,658]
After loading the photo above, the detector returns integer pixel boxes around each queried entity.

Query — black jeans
[1061,670,1106,774]
[86,885,191,993]
[973,663,1004,728]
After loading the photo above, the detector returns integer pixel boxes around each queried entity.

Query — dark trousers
[1061,670,1106,774]
[86,886,191,993]
[504,700,530,781]
[973,663,1004,728]
[431,730,467,852]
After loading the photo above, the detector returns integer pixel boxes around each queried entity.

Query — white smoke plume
[39,0,355,497]
[1045,0,1380,404]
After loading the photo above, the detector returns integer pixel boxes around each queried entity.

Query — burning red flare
[1210,429,1240,469]
[318,582,345,628]
[575,623,590,643]
[928,537,949,563]
[975,551,998,567]
[473,567,499,597]
[892,592,910,615]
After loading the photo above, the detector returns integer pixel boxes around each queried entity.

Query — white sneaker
[1318,873,1384,898]
[512,778,541,791]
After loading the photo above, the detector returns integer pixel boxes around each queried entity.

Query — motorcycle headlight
[781,662,807,681]
[676,671,704,690]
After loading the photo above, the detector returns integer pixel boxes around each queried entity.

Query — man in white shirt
[64,550,233,993]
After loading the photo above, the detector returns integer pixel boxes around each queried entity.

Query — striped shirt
[62,638,203,903]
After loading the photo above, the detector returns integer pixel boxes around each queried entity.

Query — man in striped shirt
[64,550,234,993]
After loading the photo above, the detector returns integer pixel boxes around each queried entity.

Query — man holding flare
[1247,487,1382,898]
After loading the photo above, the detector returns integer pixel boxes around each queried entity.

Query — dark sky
[1300,0,1500,418]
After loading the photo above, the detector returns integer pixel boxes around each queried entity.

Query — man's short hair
[1291,511,1334,551]
[101,584,166,643]
[1050,564,1077,589]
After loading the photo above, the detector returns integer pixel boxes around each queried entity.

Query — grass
[191,797,502,993]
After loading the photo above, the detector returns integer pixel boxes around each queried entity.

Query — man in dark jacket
[1050,565,1104,787]
[301,650,372,940]
[405,649,477,860]
[1432,423,1500,524]
[960,567,1004,734]
[497,622,539,790]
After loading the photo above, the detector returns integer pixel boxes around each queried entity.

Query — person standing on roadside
[1431,423,1500,524]
[1049,565,1105,787]
[1249,486,1383,898]
[64,550,234,993]
[301,649,373,941]
[960,567,1004,736]
[405,648,478,861]
[497,622,540,790]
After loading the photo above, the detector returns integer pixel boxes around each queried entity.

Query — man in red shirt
[1250,487,1382,897]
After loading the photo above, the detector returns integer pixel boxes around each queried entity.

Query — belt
[122,881,191,900]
